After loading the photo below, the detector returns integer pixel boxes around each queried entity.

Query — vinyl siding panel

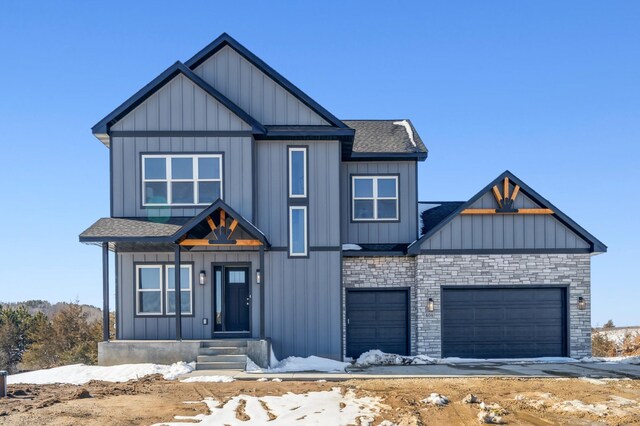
[255,140,340,248]
[264,251,341,359]
[111,136,253,219]
[111,74,251,132]
[117,250,260,340]
[340,161,418,244]
[420,189,590,250]
[193,46,328,126]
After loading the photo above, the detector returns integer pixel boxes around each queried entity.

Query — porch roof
[80,200,270,249]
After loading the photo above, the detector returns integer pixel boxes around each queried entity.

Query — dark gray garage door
[346,289,409,358]
[442,287,567,358]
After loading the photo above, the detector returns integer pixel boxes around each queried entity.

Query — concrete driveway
[184,361,640,381]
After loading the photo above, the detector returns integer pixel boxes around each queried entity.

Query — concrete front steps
[196,340,248,370]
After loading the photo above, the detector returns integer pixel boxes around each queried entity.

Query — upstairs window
[288,147,307,198]
[142,154,223,206]
[352,176,399,221]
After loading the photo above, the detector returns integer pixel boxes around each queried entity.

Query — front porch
[98,338,271,368]
[80,200,272,368]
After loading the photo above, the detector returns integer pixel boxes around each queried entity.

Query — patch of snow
[181,375,234,383]
[272,378,282,382]
[378,421,397,426]
[256,378,268,382]
[581,356,640,364]
[269,347,279,367]
[245,357,263,372]
[478,410,504,424]
[7,361,195,385]
[355,350,436,367]
[393,120,416,147]
[342,243,362,251]
[246,355,349,373]
[316,379,327,383]
[579,377,608,385]
[609,395,638,406]
[153,388,383,426]
[553,400,609,416]
[422,393,449,406]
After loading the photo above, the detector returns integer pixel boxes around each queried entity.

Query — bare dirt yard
[1,375,639,425]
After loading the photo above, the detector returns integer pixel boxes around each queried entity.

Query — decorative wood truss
[461,177,553,215]
[179,209,263,247]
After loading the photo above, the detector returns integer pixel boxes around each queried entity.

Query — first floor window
[136,266,163,315]
[142,154,223,206]
[166,265,193,315]
[135,264,192,315]
[289,206,308,256]
[352,175,399,220]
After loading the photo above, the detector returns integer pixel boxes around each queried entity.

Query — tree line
[0,302,113,373]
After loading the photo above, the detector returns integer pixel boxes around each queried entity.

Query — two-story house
[81,34,606,369]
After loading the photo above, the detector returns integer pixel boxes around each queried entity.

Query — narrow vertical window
[289,206,308,257]
[166,265,193,315]
[288,147,307,198]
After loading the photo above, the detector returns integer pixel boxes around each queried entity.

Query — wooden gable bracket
[179,209,262,247]
[461,177,553,215]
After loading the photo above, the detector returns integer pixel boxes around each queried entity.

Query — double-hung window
[136,265,163,315]
[288,146,308,257]
[142,154,223,206]
[352,176,399,221]
[135,264,192,315]
[166,265,193,315]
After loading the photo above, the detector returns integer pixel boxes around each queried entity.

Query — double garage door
[346,287,567,359]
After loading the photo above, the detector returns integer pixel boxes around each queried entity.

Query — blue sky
[0,1,637,326]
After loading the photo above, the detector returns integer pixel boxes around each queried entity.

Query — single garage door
[346,289,409,358]
[442,287,567,358]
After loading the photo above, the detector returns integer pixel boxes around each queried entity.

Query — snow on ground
[246,355,350,373]
[422,393,449,406]
[553,400,610,416]
[355,350,436,367]
[8,361,195,385]
[355,350,580,366]
[181,375,234,383]
[152,387,383,426]
[581,356,640,364]
[596,327,640,345]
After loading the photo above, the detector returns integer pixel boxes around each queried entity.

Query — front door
[213,265,250,334]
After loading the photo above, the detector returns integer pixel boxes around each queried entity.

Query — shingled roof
[343,120,428,159]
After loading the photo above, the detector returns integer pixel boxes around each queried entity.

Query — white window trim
[142,154,223,207]
[135,265,163,315]
[289,205,308,257]
[165,264,193,315]
[288,147,307,198]
[352,176,399,221]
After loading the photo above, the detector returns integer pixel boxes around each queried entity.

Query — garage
[441,287,567,359]
[346,289,409,358]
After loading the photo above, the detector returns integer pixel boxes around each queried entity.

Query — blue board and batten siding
[192,45,328,126]
[420,191,590,250]
[340,161,418,244]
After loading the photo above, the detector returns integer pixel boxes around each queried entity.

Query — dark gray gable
[185,33,347,129]
[408,170,607,254]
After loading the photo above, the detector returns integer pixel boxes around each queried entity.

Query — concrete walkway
[179,361,640,381]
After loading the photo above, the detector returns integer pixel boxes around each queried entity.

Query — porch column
[259,245,265,339]
[102,242,109,342]
[174,244,182,341]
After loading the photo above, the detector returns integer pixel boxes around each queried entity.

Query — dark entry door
[224,267,250,332]
[346,289,409,359]
[441,287,567,358]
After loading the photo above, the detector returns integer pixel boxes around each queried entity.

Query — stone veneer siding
[342,256,417,358]
[416,253,592,358]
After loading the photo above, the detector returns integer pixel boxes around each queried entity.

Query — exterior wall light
[256,269,261,284]
[577,296,586,310]
[427,298,434,312]
[199,270,206,285]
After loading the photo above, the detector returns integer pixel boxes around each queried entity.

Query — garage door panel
[346,290,408,358]
[442,287,566,358]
